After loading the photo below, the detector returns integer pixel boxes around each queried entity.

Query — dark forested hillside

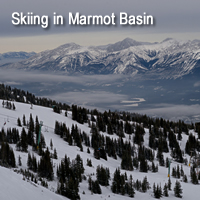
[0,83,70,110]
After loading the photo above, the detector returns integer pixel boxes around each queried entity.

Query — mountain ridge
[1,38,200,79]
[0,51,36,65]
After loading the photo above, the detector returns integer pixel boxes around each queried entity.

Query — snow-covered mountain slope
[1,38,200,79]
[0,51,36,65]
[106,37,153,52]
[0,99,200,200]
[0,166,67,200]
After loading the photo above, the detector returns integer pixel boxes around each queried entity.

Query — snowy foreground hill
[0,100,200,200]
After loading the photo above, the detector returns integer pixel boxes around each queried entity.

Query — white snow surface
[0,166,66,200]
[0,100,199,200]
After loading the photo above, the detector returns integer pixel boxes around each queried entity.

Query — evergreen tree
[154,183,162,199]
[57,154,83,200]
[12,103,16,110]
[152,161,158,172]
[177,129,182,141]
[93,180,102,194]
[166,157,169,168]
[87,147,90,154]
[163,183,168,197]
[159,184,163,197]
[17,117,22,127]
[153,183,156,194]
[134,125,145,145]
[40,134,46,148]
[53,148,58,159]
[121,150,133,171]
[23,115,26,126]
[174,180,183,198]
[112,168,120,193]
[128,175,135,198]
[0,142,16,167]
[180,165,184,177]
[149,130,156,149]
[50,139,53,150]
[139,156,148,172]
[21,128,28,152]
[38,148,54,180]
[88,177,102,194]
[183,174,188,183]
[168,177,172,190]
[135,179,142,191]
[172,167,177,178]
[29,114,34,133]
[157,140,165,166]
[27,153,32,169]
[11,128,20,144]
[74,154,84,182]
[86,159,92,167]
[96,165,110,186]
[141,176,150,193]
[111,168,122,194]
[27,129,34,146]
[88,176,92,191]
[99,147,107,160]
[177,165,180,178]
[67,177,80,199]
[190,166,198,184]
[18,155,22,166]
[32,155,38,172]
[93,148,100,160]
[53,105,61,114]
[16,128,28,152]
[133,156,139,169]
[2,100,5,107]
[27,153,38,172]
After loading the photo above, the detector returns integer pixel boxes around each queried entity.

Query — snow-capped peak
[1,38,200,79]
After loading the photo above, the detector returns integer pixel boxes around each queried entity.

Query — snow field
[0,100,199,200]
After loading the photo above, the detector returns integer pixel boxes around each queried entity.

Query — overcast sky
[1,0,200,53]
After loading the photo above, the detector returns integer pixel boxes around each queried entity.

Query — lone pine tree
[163,183,168,197]
[174,180,183,198]
[38,148,54,180]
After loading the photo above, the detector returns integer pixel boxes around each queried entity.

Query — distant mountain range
[1,38,200,79]
[0,51,36,65]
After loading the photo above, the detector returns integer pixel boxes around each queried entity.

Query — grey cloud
[0,69,129,111]
[4,81,22,86]
[194,81,200,87]
[0,70,199,123]
[46,91,127,105]
[135,104,200,122]
[0,69,124,85]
